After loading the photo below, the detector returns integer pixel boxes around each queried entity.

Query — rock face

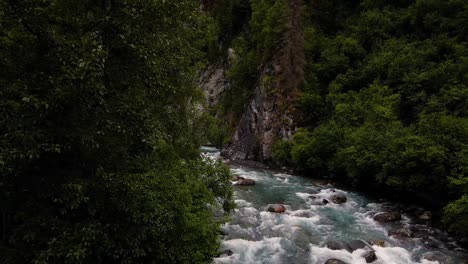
[236,178,256,186]
[221,0,305,162]
[221,65,296,161]
[330,193,347,204]
[200,64,228,108]
[373,211,402,223]
[267,204,287,213]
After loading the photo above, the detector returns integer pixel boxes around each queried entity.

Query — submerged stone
[364,251,377,263]
[236,178,256,186]
[348,239,369,251]
[330,193,347,204]
[389,228,414,239]
[267,204,287,213]
[325,240,352,252]
[373,211,401,223]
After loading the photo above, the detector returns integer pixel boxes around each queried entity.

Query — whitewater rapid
[201,147,467,264]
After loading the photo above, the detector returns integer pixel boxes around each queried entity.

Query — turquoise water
[201,147,468,264]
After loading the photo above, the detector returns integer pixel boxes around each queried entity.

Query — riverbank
[208,148,468,263]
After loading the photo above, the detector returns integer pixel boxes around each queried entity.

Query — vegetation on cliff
[205,0,468,238]
[0,0,233,263]
[275,0,468,238]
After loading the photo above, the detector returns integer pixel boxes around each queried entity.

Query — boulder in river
[368,239,387,247]
[419,210,432,220]
[236,178,256,186]
[389,228,414,239]
[348,239,371,251]
[322,199,329,205]
[324,259,348,264]
[325,240,352,252]
[218,249,233,257]
[232,175,245,181]
[364,251,377,263]
[267,204,286,213]
[373,211,401,223]
[422,251,444,262]
[330,193,347,204]
[291,211,315,218]
[348,240,377,263]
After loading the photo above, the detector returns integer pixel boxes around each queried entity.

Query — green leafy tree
[0,0,233,263]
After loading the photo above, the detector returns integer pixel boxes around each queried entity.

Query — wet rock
[322,199,329,205]
[218,249,233,257]
[309,195,317,199]
[291,211,315,218]
[316,180,329,186]
[267,204,286,213]
[324,259,348,264]
[236,178,255,186]
[389,228,414,239]
[218,229,228,236]
[422,251,445,262]
[368,239,386,247]
[364,251,377,263]
[348,239,371,251]
[419,211,432,220]
[232,175,245,181]
[330,193,347,204]
[346,240,377,263]
[373,211,401,223]
[326,241,352,252]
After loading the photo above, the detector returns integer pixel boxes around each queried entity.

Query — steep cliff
[221,0,305,162]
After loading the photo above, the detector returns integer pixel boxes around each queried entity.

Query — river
[201,147,467,264]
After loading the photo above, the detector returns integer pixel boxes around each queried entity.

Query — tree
[0,0,233,263]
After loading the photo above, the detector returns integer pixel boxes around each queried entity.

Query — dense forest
[204,0,468,239]
[0,1,233,263]
[1,0,467,263]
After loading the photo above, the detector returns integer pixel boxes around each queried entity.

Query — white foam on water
[234,199,252,207]
[296,192,313,200]
[216,237,287,264]
[354,211,388,235]
[310,245,439,264]
[230,167,265,182]
[232,207,260,227]
[256,211,321,240]
[273,173,293,178]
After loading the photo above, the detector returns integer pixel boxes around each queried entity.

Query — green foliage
[221,35,258,121]
[0,0,233,263]
[250,0,287,61]
[204,0,251,61]
[443,195,468,236]
[284,0,468,236]
[272,139,292,166]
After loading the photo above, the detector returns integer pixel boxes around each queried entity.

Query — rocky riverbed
[201,147,468,264]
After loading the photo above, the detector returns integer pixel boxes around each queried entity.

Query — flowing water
[201,147,468,264]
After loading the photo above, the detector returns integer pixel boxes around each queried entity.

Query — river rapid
[201,147,467,264]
